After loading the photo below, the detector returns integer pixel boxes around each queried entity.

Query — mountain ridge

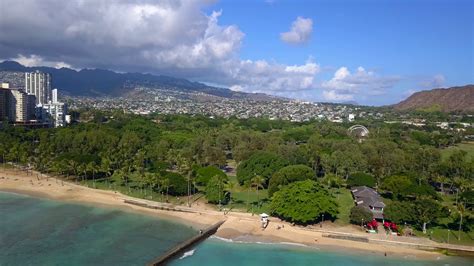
[394,85,474,112]
[0,61,279,101]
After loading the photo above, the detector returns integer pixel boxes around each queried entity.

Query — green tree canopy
[205,174,229,204]
[347,172,376,188]
[349,206,373,225]
[236,151,289,186]
[381,175,412,198]
[384,201,414,224]
[162,172,191,196]
[382,175,438,199]
[270,180,338,224]
[460,190,474,209]
[384,199,446,232]
[196,166,226,186]
[268,164,315,196]
[412,198,446,232]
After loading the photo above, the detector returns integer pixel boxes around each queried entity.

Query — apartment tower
[25,70,51,105]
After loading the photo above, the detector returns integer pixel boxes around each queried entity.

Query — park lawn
[415,227,474,246]
[332,188,355,225]
[440,142,474,161]
[231,189,268,205]
[229,188,270,213]
[80,179,193,205]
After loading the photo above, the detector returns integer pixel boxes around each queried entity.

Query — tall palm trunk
[92,169,95,188]
[247,186,251,212]
[256,185,259,206]
[187,173,191,207]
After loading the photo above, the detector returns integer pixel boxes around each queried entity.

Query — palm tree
[144,172,158,199]
[160,178,172,202]
[210,174,226,210]
[243,180,252,212]
[87,162,99,188]
[100,157,113,188]
[224,180,235,207]
[77,163,86,185]
[67,159,78,180]
[251,174,265,207]
[111,169,125,191]
[49,160,63,179]
[458,202,466,241]
[434,174,449,193]
[177,155,193,207]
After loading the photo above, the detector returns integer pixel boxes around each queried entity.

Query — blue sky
[1,0,472,105]
[208,0,473,104]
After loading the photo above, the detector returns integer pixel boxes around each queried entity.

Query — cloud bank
[0,0,321,93]
[0,0,400,103]
[322,67,400,101]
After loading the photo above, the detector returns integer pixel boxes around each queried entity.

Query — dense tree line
[0,111,472,228]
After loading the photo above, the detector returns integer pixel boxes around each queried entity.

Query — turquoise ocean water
[0,192,196,265]
[1,192,472,266]
[171,237,472,266]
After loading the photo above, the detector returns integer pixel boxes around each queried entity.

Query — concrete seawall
[147,220,226,266]
[123,199,198,214]
[123,199,227,265]
[318,229,474,255]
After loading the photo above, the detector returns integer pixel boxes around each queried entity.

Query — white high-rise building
[52,88,58,103]
[25,71,51,105]
[41,102,67,127]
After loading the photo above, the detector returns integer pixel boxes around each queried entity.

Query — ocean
[171,236,472,266]
[0,192,472,266]
[0,191,196,265]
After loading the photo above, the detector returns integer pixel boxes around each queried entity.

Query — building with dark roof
[351,186,385,220]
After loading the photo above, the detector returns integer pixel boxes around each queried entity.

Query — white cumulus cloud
[280,17,313,44]
[321,66,400,102]
[0,1,402,104]
[0,0,321,95]
[219,59,320,93]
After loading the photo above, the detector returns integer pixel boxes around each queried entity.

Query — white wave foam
[211,236,317,250]
[179,249,195,259]
[210,235,234,242]
[279,242,311,248]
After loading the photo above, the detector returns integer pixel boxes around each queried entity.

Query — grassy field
[230,189,270,213]
[81,175,272,213]
[415,227,474,246]
[332,188,354,225]
[440,142,474,161]
[80,179,197,206]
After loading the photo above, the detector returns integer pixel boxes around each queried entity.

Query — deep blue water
[1,191,472,266]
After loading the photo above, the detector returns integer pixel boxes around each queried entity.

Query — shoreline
[0,169,464,261]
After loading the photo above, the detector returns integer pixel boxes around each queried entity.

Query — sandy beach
[0,168,456,261]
